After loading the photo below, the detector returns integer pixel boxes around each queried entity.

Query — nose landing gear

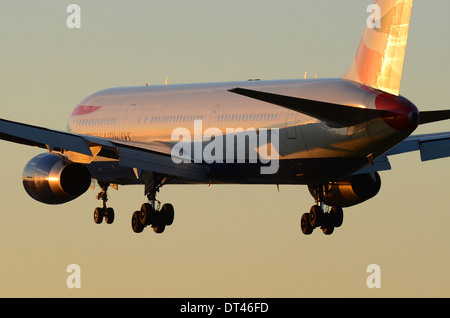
[93,183,115,225]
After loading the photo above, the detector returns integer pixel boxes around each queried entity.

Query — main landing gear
[300,205,343,235]
[92,177,175,234]
[131,202,174,234]
[301,186,344,235]
[131,176,175,234]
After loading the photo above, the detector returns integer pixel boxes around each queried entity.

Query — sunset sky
[0,0,449,297]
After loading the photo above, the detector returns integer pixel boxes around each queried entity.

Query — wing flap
[354,132,450,175]
[419,138,450,161]
[386,132,450,161]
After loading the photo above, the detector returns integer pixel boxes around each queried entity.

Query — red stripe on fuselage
[71,105,102,116]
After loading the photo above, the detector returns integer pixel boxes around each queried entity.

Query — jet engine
[308,172,381,208]
[22,153,91,205]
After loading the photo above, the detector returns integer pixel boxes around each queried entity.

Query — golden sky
[0,0,449,297]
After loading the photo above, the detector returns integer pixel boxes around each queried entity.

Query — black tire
[301,213,313,235]
[330,206,344,227]
[93,207,104,224]
[139,203,154,226]
[105,207,115,224]
[132,211,144,233]
[153,223,166,234]
[161,203,174,226]
[309,205,322,228]
[331,206,343,227]
[321,214,335,235]
[322,226,334,235]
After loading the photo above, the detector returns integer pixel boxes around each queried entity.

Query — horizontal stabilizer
[229,87,390,128]
[419,110,450,125]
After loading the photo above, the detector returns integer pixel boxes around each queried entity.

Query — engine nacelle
[308,172,381,208]
[22,153,91,205]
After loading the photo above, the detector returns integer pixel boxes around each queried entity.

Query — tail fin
[342,0,413,96]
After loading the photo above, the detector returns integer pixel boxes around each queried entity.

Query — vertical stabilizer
[342,0,413,96]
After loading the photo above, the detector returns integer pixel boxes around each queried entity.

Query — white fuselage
[67,78,413,185]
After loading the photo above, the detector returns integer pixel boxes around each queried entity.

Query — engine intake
[22,153,91,205]
[308,172,381,208]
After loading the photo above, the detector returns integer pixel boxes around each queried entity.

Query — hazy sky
[0,0,449,298]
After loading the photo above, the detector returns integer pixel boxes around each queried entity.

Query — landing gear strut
[93,183,115,225]
[301,185,343,235]
[131,175,175,234]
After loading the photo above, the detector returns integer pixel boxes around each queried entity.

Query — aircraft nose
[375,92,419,131]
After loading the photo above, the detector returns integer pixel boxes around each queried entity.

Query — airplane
[1,0,450,236]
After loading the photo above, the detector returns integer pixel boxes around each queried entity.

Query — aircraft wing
[386,132,450,161]
[2,118,449,180]
[0,118,207,182]
[355,131,450,175]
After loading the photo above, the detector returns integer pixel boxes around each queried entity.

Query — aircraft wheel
[161,203,174,226]
[94,207,104,224]
[309,205,323,228]
[153,222,166,234]
[105,207,115,224]
[322,226,334,235]
[321,214,335,235]
[139,203,154,226]
[331,206,343,227]
[132,211,144,233]
[301,213,313,235]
